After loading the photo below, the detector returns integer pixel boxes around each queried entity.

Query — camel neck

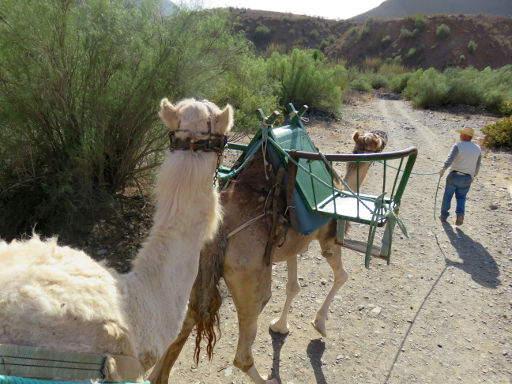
[121,150,217,368]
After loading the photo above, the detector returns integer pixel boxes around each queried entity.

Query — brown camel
[148,130,388,384]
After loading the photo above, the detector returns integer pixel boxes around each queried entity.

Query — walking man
[439,127,482,225]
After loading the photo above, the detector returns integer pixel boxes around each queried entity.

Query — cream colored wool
[0,98,233,370]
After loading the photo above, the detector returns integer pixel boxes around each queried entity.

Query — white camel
[0,98,233,381]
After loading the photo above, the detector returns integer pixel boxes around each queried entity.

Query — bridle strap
[169,100,227,153]
[169,131,227,152]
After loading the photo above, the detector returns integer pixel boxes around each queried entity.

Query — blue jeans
[441,172,472,218]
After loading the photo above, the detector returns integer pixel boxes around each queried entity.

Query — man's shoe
[455,215,464,226]
[439,216,447,223]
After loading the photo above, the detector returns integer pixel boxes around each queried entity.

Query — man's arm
[440,144,458,176]
[443,145,459,169]
[474,153,482,178]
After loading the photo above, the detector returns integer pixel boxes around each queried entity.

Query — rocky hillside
[352,0,512,21]
[230,9,512,70]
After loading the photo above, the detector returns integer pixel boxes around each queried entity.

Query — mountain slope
[351,0,512,21]
[230,9,512,70]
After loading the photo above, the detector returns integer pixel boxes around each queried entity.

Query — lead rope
[433,173,443,220]
[213,151,223,187]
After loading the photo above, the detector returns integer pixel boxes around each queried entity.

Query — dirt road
[169,97,512,384]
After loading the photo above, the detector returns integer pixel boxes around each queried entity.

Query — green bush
[390,73,412,93]
[436,24,451,39]
[403,68,449,107]
[400,28,418,39]
[405,47,417,59]
[414,16,428,31]
[0,1,252,239]
[467,40,478,54]
[216,55,279,132]
[254,24,272,43]
[309,29,320,40]
[482,117,512,149]
[350,78,373,93]
[499,100,512,116]
[266,49,344,116]
[381,35,392,48]
[402,66,512,114]
[364,73,389,89]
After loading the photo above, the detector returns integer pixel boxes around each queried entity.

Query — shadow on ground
[269,332,328,384]
[270,329,288,383]
[307,339,327,384]
[441,222,500,288]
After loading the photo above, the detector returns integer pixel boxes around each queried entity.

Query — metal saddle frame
[219,104,418,268]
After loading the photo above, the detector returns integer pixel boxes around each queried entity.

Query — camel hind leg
[269,255,300,334]
[311,242,348,337]
[224,256,277,384]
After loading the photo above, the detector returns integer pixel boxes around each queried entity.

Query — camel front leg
[147,307,196,384]
[234,314,277,384]
[269,255,300,334]
[311,245,348,337]
[225,263,277,384]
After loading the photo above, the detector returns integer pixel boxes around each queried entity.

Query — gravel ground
[166,96,512,384]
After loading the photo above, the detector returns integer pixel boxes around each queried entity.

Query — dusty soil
[89,96,512,383]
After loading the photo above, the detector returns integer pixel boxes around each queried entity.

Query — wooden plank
[341,239,388,260]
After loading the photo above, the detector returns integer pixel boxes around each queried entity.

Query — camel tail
[189,233,227,365]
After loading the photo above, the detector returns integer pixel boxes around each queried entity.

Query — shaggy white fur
[0,98,233,371]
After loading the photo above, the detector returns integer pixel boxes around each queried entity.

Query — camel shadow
[269,329,288,383]
[441,222,500,288]
[269,332,327,384]
[306,339,327,384]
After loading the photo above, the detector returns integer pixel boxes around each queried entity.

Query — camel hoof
[311,319,327,337]
[269,318,290,334]
[263,376,279,384]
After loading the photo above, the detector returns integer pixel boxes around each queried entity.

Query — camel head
[158,98,234,244]
[159,98,233,137]
[352,130,388,153]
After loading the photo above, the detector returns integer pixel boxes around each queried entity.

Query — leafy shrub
[0,1,252,239]
[481,117,512,149]
[320,39,330,50]
[266,49,344,116]
[414,16,428,31]
[436,24,451,39]
[216,55,279,132]
[350,78,373,93]
[499,100,512,116]
[309,29,320,40]
[358,19,373,40]
[364,73,389,89]
[402,66,512,114]
[405,48,417,59]
[459,54,466,63]
[254,24,272,43]
[381,35,392,48]
[389,73,412,93]
[400,28,418,39]
[467,40,478,54]
[403,68,449,107]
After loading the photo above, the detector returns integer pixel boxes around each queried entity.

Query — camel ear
[159,98,179,130]
[215,104,234,134]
